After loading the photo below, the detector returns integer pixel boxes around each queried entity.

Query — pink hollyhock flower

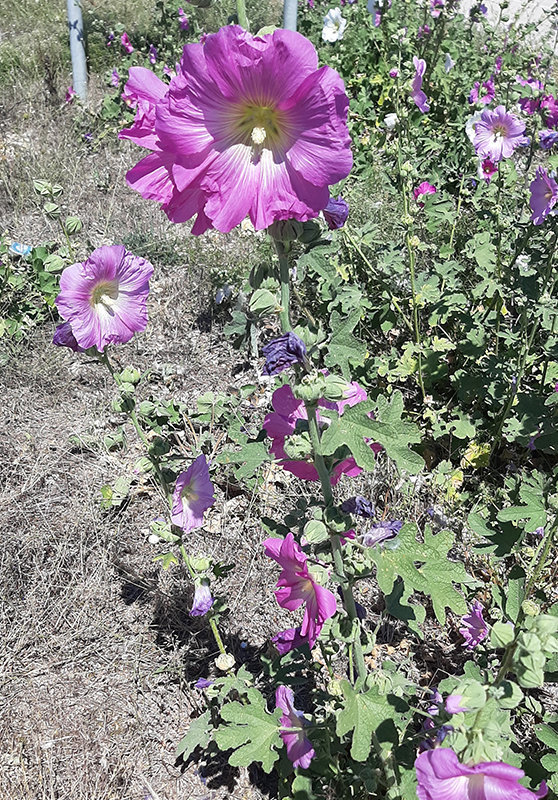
[529,167,558,225]
[55,245,153,352]
[190,581,214,616]
[120,26,352,235]
[52,321,85,352]
[120,67,168,149]
[272,626,307,654]
[65,86,76,103]
[413,181,437,206]
[264,533,337,648]
[172,454,215,533]
[121,32,134,53]
[516,74,544,92]
[478,157,497,183]
[276,686,315,768]
[111,69,120,88]
[411,56,430,113]
[178,7,189,30]
[415,748,547,800]
[469,78,495,105]
[541,95,558,128]
[459,600,488,649]
[263,384,366,485]
[430,0,444,18]
[519,96,541,116]
[445,694,468,714]
[473,105,526,162]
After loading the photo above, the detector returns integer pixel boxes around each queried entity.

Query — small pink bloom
[416,748,547,800]
[276,686,315,768]
[469,77,495,105]
[413,181,437,206]
[478,157,497,183]
[172,454,215,533]
[65,86,76,103]
[411,56,430,113]
[121,31,134,53]
[445,694,468,714]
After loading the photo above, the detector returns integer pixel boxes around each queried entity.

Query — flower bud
[215,652,235,671]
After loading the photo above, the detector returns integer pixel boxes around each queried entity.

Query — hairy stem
[236,0,248,30]
[274,238,292,333]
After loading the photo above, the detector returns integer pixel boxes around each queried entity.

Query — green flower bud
[292,371,327,403]
[521,599,540,617]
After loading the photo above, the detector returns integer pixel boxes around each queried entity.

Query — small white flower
[384,112,399,130]
[322,8,347,42]
[444,53,455,73]
[465,111,483,144]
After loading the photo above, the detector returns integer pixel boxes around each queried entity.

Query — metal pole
[67,0,87,101]
[283,0,298,31]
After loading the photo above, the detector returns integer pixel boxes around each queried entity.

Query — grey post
[283,0,298,31]
[67,0,87,101]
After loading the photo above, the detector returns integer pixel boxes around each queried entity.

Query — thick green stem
[236,0,248,30]
[274,238,291,333]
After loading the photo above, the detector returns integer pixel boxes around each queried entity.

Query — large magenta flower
[416,749,547,800]
[120,26,352,234]
[276,686,315,768]
[411,57,430,113]
[530,167,558,225]
[172,454,215,533]
[264,533,337,648]
[473,105,526,162]
[55,245,153,352]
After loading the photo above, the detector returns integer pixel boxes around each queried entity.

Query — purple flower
[541,95,558,128]
[106,33,115,46]
[417,24,431,39]
[190,581,214,617]
[430,0,444,18]
[111,69,120,87]
[479,2,487,12]
[262,332,307,375]
[478,157,497,183]
[264,533,337,649]
[178,7,189,30]
[194,677,213,689]
[83,132,93,143]
[323,195,349,229]
[55,245,153,351]
[271,627,307,654]
[416,748,548,800]
[539,129,558,150]
[341,496,375,517]
[362,519,402,547]
[121,32,134,54]
[389,68,399,78]
[172,454,215,533]
[411,57,430,113]
[494,55,503,73]
[519,96,541,116]
[529,167,558,225]
[276,686,315,769]
[413,181,436,205]
[469,78,495,105]
[445,694,468,714]
[516,74,544,92]
[473,105,526,162]
[459,600,488,649]
[52,321,85,352]
[148,44,158,65]
[65,86,76,103]
[121,26,352,234]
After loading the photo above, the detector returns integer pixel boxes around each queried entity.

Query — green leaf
[216,440,271,480]
[214,699,282,773]
[336,681,407,761]
[175,710,212,761]
[320,393,424,475]
[325,309,367,379]
[536,724,558,751]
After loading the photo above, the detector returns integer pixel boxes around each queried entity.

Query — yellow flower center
[90,280,119,310]
[493,124,507,139]
[182,484,199,504]
[233,103,287,150]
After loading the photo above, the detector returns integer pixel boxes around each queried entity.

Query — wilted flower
[444,53,455,73]
[121,26,352,234]
[539,129,558,150]
[148,44,158,65]
[65,86,76,103]
[178,7,189,30]
[276,686,315,768]
[121,32,134,53]
[190,581,214,617]
[362,519,402,547]
[262,332,307,375]
[469,78,495,105]
[465,111,483,143]
[416,748,547,800]
[264,533,337,648]
[473,105,526,161]
[52,321,85,353]
[341,496,375,517]
[411,56,430,113]
[478,157,497,183]
[323,195,349,229]
[55,245,153,351]
[459,600,488,648]
[414,181,437,205]
[384,112,399,130]
[172,454,215,533]
[322,8,347,42]
[530,167,558,225]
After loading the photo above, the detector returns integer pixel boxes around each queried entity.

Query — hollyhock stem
[274,239,292,333]
[236,0,248,30]
[305,402,367,682]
